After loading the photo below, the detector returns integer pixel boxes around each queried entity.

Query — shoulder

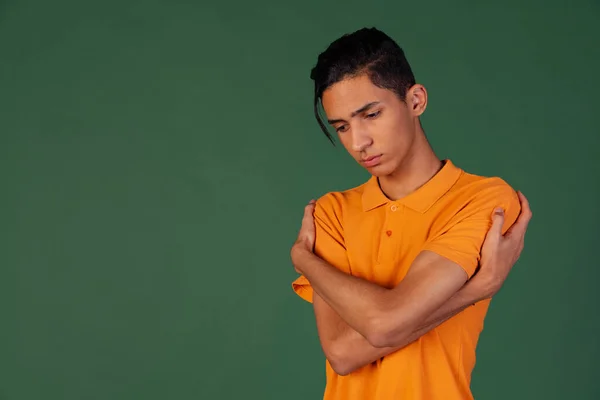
[455,172,519,208]
[447,170,521,227]
[314,179,368,218]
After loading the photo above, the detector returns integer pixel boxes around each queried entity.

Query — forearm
[331,319,443,376]
[415,278,484,330]
[329,321,398,375]
[293,247,389,338]
[328,281,484,374]
[314,293,397,376]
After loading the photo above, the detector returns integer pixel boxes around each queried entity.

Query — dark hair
[310,27,416,145]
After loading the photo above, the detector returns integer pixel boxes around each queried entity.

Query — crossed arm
[292,248,487,375]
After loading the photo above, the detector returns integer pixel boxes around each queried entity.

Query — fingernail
[495,208,504,215]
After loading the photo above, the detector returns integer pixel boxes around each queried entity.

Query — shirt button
[390,205,398,212]
[386,230,392,237]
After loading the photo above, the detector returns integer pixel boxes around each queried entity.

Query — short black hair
[310,27,416,145]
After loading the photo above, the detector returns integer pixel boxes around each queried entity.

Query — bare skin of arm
[294,246,468,347]
[295,192,532,376]
[313,277,480,376]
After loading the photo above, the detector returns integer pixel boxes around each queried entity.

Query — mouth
[361,155,382,167]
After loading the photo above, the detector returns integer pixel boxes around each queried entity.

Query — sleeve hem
[423,244,478,279]
[291,275,313,303]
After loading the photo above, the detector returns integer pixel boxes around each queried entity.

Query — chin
[366,162,394,177]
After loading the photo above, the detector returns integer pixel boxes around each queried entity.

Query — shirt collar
[361,159,462,213]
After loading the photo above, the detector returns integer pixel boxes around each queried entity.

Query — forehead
[321,74,396,118]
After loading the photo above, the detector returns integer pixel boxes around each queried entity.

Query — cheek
[375,118,403,147]
[383,114,411,145]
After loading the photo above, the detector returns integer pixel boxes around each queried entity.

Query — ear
[407,84,427,117]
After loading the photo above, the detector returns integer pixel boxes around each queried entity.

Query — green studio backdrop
[1,0,598,399]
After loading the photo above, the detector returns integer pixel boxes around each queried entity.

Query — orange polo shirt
[292,160,521,400]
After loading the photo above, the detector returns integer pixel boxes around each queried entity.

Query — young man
[290,28,532,399]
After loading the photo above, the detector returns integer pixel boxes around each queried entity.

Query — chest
[344,204,434,287]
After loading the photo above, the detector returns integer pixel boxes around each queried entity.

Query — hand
[472,191,533,299]
[291,200,317,273]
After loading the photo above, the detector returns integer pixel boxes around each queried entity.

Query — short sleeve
[422,179,521,279]
[291,193,351,303]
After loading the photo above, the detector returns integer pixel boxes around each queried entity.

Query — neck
[378,133,442,201]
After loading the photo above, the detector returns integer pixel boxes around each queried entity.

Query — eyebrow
[327,101,381,125]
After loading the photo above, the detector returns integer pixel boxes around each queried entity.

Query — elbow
[329,358,353,377]
[364,314,410,349]
[365,330,394,349]
[324,341,355,376]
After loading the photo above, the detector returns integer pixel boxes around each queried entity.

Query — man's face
[321,73,425,176]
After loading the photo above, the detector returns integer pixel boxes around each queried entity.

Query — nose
[351,127,373,153]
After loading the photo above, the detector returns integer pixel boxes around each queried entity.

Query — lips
[361,155,382,167]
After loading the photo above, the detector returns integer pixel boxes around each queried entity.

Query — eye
[336,125,348,133]
[366,110,381,119]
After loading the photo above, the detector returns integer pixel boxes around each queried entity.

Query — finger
[303,201,316,220]
[304,200,315,213]
[481,207,504,249]
[505,191,532,239]
[518,191,532,223]
[488,207,505,238]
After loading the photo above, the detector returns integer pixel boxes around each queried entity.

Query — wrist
[468,275,496,302]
